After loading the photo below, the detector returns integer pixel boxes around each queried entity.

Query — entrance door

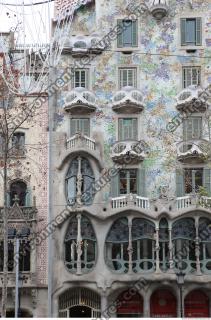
[185,290,209,317]
[69,306,92,318]
[117,291,143,317]
[150,289,177,317]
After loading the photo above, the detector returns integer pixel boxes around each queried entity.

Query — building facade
[50,0,211,317]
[0,33,48,317]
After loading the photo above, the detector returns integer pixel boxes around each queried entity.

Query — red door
[150,289,177,317]
[117,291,143,317]
[185,290,209,317]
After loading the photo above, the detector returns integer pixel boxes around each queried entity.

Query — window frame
[118,117,138,141]
[184,167,203,194]
[118,67,137,89]
[70,117,90,137]
[72,68,89,89]
[117,19,138,49]
[180,16,203,48]
[182,66,201,88]
[119,169,138,195]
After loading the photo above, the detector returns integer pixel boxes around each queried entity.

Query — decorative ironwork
[172,218,196,240]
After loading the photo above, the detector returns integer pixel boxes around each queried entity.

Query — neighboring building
[0,33,48,317]
[50,0,211,318]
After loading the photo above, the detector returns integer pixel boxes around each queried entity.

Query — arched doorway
[58,288,101,318]
[185,290,209,317]
[150,289,177,317]
[69,306,91,318]
[116,290,143,317]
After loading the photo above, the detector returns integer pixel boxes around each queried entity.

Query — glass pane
[123,21,132,46]
[186,19,196,44]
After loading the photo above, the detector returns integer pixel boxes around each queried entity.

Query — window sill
[179,45,204,50]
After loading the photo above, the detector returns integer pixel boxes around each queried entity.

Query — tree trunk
[1,137,8,317]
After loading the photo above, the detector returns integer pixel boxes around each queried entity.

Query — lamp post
[176,269,185,318]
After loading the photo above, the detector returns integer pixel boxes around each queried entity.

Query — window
[10,181,27,206]
[66,157,95,205]
[12,132,25,155]
[64,214,96,274]
[119,169,137,194]
[172,218,196,272]
[183,117,202,140]
[182,66,201,88]
[0,241,14,272]
[70,118,90,136]
[119,68,137,88]
[181,18,202,46]
[105,217,155,273]
[118,118,138,140]
[117,20,138,48]
[73,69,89,88]
[184,168,203,193]
[19,241,30,271]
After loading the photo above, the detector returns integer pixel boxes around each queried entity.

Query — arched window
[172,218,196,273]
[159,218,169,271]
[105,218,129,273]
[132,218,155,272]
[150,289,177,317]
[64,214,97,274]
[199,218,211,273]
[116,290,143,317]
[12,132,25,156]
[184,290,209,317]
[105,217,155,273]
[9,181,27,206]
[66,157,94,206]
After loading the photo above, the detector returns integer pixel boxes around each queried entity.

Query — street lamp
[176,269,185,318]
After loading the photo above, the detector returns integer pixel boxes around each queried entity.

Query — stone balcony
[63,34,105,57]
[150,0,169,20]
[176,85,208,113]
[66,132,98,154]
[110,194,211,213]
[64,87,97,115]
[176,139,210,163]
[111,140,148,164]
[112,87,145,114]
[111,194,150,210]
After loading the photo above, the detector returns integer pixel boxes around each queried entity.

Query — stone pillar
[195,217,201,275]
[155,227,160,273]
[127,217,133,274]
[101,291,108,318]
[76,156,82,205]
[76,213,82,275]
[168,226,173,269]
[143,292,150,317]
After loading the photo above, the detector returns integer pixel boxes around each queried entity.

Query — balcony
[176,139,210,163]
[111,140,148,164]
[66,133,96,152]
[112,87,145,114]
[176,86,208,113]
[0,203,37,222]
[150,0,169,20]
[111,194,150,210]
[64,87,97,115]
[63,34,105,57]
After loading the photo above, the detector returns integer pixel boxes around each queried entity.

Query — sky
[0,0,54,45]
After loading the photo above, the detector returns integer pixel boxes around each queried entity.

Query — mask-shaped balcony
[176,139,210,163]
[63,34,105,57]
[112,87,145,114]
[111,140,148,164]
[150,0,169,20]
[64,87,97,115]
[176,86,208,113]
